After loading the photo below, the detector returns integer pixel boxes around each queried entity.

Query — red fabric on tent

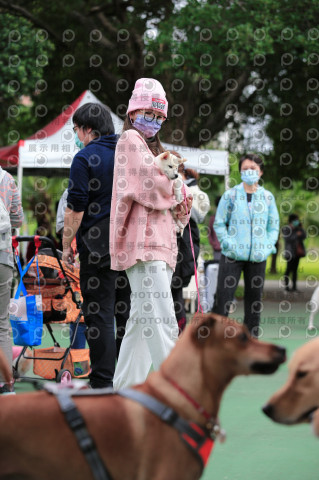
[0,91,86,168]
[0,143,19,167]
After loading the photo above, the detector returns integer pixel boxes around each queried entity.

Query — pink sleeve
[114,130,178,210]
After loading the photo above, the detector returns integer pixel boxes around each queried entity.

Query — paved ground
[201,301,318,480]
[243,279,317,302]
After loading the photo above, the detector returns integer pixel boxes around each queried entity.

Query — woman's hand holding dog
[175,195,193,217]
[170,195,193,233]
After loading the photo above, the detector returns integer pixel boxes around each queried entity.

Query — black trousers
[80,251,118,388]
[171,276,186,322]
[114,271,131,357]
[213,254,266,335]
[284,257,300,290]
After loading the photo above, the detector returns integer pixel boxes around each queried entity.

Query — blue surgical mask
[75,132,84,149]
[133,114,162,138]
[241,169,260,185]
[292,220,300,227]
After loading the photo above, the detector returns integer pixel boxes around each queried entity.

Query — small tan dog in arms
[263,336,319,436]
[154,151,187,230]
[0,314,286,480]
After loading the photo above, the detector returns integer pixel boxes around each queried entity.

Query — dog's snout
[174,174,178,179]
[262,403,274,418]
[275,346,286,361]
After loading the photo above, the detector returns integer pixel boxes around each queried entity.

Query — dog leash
[182,184,203,314]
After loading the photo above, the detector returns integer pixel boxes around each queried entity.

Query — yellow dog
[263,336,319,436]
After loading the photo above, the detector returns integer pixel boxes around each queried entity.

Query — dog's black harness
[47,385,215,480]
[56,390,112,480]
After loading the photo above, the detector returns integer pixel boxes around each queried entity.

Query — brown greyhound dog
[0,313,286,480]
[263,336,319,435]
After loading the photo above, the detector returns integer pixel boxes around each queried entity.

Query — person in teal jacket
[213,153,279,336]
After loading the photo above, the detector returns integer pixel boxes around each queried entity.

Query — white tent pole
[16,144,24,247]
[17,145,23,201]
[225,172,229,190]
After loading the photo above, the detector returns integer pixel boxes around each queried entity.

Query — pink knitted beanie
[127,78,168,117]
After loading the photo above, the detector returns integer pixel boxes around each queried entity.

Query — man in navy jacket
[62,102,118,388]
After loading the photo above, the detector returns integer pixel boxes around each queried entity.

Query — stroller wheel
[56,369,72,385]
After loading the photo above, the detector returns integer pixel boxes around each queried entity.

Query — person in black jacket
[282,213,307,292]
[171,163,210,332]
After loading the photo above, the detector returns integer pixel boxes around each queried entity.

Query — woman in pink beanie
[110,78,192,389]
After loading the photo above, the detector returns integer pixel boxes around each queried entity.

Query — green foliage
[149,0,319,180]
[22,176,68,232]
[0,0,318,187]
[0,14,54,101]
[0,13,54,144]
[265,253,319,281]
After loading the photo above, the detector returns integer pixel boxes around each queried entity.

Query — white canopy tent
[6,90,228,193]
[15,91,124,195]
[161,142,229,183]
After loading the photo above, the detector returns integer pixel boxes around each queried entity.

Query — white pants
[113,261,178,389]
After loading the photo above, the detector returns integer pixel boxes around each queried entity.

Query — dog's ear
[190,313,217,345]
[160,151,170,160]
[177,157,187,165]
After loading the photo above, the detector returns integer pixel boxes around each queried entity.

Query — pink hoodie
[110,129,191,271]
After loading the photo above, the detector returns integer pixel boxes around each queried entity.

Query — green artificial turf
[202,301,318,480]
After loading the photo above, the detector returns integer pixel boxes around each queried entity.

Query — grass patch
[266,254,319,281]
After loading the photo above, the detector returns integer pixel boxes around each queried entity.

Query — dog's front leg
[173,175,184,203]
[170,208,184,233]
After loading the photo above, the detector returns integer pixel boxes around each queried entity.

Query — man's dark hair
[73,103,115,136]
[238,153,264,173]
[288,213,299,223]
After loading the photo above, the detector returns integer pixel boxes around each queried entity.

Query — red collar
[165,377,226,443]
[166,377,212,421]
[164,378,216,467]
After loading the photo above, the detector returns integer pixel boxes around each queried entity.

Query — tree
[0,0,318,185]
[0,0,175,140]
[149,0,318,184]
[0,12,54,142]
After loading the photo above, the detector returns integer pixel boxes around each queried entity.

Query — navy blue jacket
[67,134,117,254]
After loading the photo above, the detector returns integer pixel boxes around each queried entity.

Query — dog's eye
[296,370,308,379]
[168,165,173,168]
[238,332,249,343]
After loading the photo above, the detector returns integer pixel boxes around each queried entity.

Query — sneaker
[0,383,16,395]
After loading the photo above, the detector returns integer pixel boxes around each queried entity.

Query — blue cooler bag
[9,255,43,346]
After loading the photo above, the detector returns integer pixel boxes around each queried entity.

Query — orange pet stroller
[12,235,90,385]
